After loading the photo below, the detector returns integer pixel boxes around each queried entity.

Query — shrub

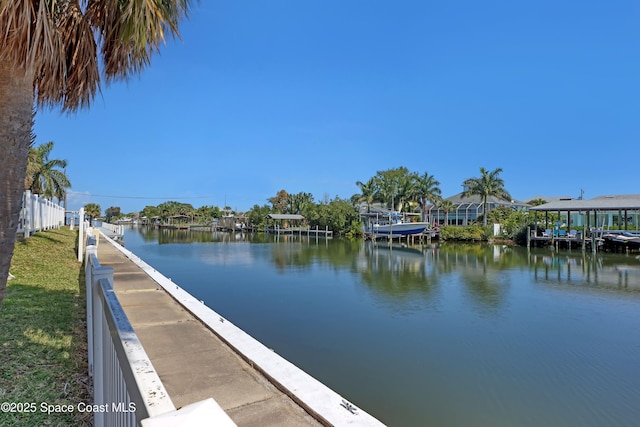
[440,225,492,241]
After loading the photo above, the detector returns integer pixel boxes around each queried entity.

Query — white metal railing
[99,221,125,238]
[84,231,235,426]
[85,237,175,426]
[17,190,65,237]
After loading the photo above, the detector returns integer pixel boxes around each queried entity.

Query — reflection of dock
[529,229,602,251]
[158,224,189,230]
[528,251,640,290]
[266,226,333,238]
[365,231,438,244]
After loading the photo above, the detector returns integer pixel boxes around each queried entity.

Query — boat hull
[372,222,429,236]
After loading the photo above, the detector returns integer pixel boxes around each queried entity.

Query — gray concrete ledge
[101,232,385,426]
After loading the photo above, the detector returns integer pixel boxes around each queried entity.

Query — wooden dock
[365,231,438,244]
[265,226,333,238]
[527,228,640,253]
[158,224,189,230]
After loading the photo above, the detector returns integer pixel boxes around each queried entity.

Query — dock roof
[266,214,305,220]
[529,195,640,212]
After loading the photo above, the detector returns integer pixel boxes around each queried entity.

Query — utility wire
[66,191,214,200]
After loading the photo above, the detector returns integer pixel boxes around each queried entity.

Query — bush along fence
[18,190,65,237]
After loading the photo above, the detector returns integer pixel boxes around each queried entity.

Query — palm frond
[56,1,100,110]
[3,0,191,111]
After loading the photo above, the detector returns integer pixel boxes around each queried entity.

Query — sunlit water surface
[122,227,640,427]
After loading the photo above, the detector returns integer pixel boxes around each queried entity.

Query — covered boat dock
[528,195,640,252]
[264,213,333,237]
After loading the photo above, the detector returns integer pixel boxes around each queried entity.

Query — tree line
[353,166,512,226]
[21,143,520,238]
[80,166,516,236]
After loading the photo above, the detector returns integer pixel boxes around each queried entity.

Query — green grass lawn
[0,228,91,426]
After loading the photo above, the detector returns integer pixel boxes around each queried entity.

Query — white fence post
[84,231,182,427]
[91,265,114,427]
[78,208,85,262]
[18,190,65,237]
[85,239,98,376]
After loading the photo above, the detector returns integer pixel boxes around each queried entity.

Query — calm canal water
[122,227,640,427]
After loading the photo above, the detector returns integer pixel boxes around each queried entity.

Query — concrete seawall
[98,232,385,426]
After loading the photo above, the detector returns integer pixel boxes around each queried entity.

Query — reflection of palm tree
[461,271,503,309]
[462,167,511,226]
[357,242,437,302]
[437,244,514,310]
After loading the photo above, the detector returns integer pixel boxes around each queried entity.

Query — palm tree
[527,198,547,207]
[413,172,441,222]
[396,173,416,213]
[289,192,314,215]
[84,203,102,226]
[355,179,378,213]
[462,167,511,226]
[26,141,71,202]
[438,199,456,226]
[0,1,191,308]
[269,190,290,214]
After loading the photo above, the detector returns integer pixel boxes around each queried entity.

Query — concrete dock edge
[101,232,386,426]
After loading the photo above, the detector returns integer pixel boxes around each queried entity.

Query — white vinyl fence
[18,190,65,237]
[84,231,234,426]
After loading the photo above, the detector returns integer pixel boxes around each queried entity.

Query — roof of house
[266,214,305,220]
[444,192,529,207]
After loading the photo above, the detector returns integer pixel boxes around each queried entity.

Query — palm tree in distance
[289,192,314,215]
[462,167,511,226]
[438,199,456,226]
[374,172,400,211]
[527,198,547,207]
[0,1,192,309]
[413,172,442,223]
[396,173,415,213]
[355,179,378,213]
[26,141,71,202]
[84,203,102,226]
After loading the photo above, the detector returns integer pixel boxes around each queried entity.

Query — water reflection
[152,229,639,307]
[134,227,272,244]
[128,227,640,294]
[122,227,640,427]
[528,250,640,291]
[355,242,436,300]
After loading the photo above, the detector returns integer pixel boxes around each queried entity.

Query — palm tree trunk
[0,62,34,309]
[483,196,488,226]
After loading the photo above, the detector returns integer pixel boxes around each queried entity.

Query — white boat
[369,213,429,237]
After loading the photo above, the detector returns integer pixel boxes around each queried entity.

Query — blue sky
[34,1,640,213]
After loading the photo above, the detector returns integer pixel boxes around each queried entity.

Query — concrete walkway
[97,237,322,426]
